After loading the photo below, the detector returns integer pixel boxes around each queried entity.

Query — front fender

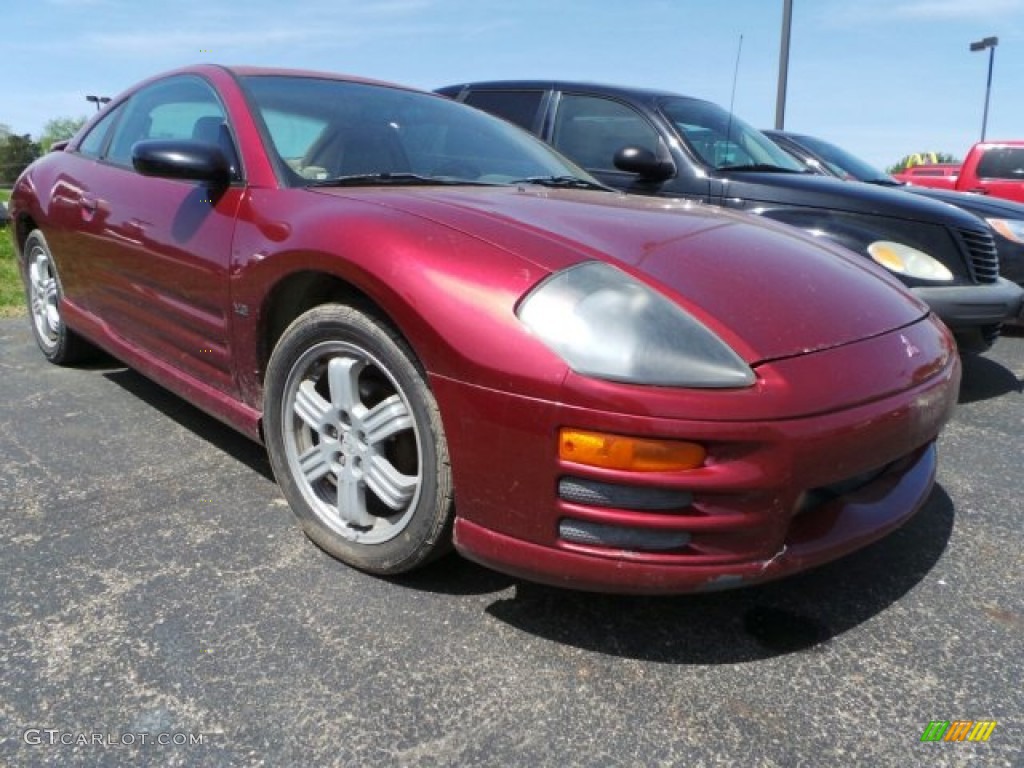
[751,206,973,285]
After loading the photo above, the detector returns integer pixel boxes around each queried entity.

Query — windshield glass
[241,75,590,187]
[658,97,803,172]
[792,134,892,182]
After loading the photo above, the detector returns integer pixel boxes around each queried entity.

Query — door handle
[79,195,109,221]
[966,188,990,195]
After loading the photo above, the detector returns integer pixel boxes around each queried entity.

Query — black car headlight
[987,218,1024,244]
[867,241,954,281]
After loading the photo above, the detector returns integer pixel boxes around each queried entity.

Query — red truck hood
[313,185,928,363]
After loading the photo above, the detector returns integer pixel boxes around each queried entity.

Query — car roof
[123,63,425,96]
[223,65,407,89]
[438,79,703,104]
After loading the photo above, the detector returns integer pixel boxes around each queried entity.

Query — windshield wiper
[718,164,801,173]
[511,175,608,191]
[309,173,485,187]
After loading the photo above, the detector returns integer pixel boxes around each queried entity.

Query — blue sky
[7,0,1024,169]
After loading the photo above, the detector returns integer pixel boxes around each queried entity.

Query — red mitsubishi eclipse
[9,66,959,593]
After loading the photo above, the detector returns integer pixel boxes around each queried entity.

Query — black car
[764,129,1024,294]
[437,80,1024,350]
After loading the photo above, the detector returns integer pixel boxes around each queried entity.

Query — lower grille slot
[558,476,693,511]
[559,519,692,551]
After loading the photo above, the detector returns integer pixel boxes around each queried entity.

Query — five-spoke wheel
[265,305,453,574]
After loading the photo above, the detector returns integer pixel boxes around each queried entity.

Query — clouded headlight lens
[517,262,755,388]
[867,241,953,281]
[986,218,1024,244]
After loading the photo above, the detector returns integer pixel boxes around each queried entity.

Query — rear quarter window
[462,90,543,132]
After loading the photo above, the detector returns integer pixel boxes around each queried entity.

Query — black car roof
[438,80,702,104]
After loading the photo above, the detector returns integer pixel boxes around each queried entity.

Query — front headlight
[516,261,755,388]
[986,218,1024,244]
[867,240,953,281]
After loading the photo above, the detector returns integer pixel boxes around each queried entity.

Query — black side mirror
[614,145,675,181]
[132,140,231,186]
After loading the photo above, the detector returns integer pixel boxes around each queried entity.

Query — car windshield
[658,97,804,173]
[241,75,591,187]
[791,134,894,183]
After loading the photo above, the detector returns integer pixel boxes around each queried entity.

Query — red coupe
[9,66,960,593]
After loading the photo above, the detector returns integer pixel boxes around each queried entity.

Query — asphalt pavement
[0,316,1021,767]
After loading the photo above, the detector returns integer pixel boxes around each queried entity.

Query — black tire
[22,229,95,365]
[264,304,454,575]
[954,324,1000,355]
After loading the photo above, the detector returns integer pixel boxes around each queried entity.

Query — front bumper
[456,442,935,594]
[912,277,1024,328]
[432,319,961,594]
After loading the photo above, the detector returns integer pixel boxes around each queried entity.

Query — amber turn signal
[558,428,706,472]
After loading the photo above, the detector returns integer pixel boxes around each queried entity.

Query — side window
[552,94,660,172]
[105,75,240,177]
[77,103,125,158]
[976,147,1024,180]
[462,90,543,132]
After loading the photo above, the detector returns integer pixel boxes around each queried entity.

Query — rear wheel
[264,304,454,574]
[23,230,95,364]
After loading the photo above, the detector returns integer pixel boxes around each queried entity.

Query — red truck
[892,163,960,189]
[894,141,1024,202]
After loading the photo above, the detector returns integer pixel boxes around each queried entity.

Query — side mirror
[132,140,231,185]
[614,145,675,182]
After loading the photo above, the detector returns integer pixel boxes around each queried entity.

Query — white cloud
[888,0,1024,19]
[823,0,1024,26]
[86,28,333,56]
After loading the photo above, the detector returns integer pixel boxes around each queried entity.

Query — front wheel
[264,304,454,575]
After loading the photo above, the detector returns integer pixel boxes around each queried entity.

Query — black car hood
[903,186,1024,219]
[716,171,985,229]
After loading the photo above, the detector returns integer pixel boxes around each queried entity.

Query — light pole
[969,36,998,142]
[86,95,111,112]
[775,0,793,130]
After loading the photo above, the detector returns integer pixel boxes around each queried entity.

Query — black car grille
[956,227,999,284]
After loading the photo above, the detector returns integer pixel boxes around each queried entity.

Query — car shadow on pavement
[481,485,955,663]
[389,554,518,596]
[101,367,275,482]
[958,351,1023,404]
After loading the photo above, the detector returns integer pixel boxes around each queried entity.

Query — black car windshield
[658,97,804,173]
[791,134,894,183]
[241,75,592,187]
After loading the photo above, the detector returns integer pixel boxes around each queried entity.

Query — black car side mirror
[132,140,231,186]
[614,146,675,182]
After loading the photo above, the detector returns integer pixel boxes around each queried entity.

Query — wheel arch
[256,268,419,388]
[14,214,39,260]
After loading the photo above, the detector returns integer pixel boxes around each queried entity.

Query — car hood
[719,171,985,229]
[903,185,1024,219]
[313,185,929,363]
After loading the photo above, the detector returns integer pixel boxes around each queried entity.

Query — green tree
[39,116,88,153]
[886,152,960,175]
[0,133,41,183]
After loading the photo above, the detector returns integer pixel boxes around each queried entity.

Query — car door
[70,75,245,396]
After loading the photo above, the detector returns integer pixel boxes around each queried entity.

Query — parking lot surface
[0,317,1021,767]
